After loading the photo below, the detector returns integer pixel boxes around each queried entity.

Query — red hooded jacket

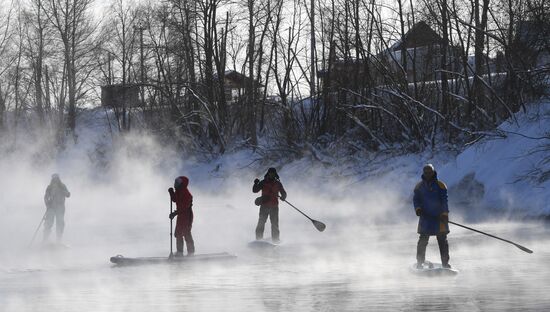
[170,176,194,237]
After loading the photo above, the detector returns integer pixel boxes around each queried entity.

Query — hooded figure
[413,164,451,268]
[43,174,71,243]
[168,176,194,256]
[252,168,287,243]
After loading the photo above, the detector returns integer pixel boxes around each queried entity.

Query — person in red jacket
[253,168,287,243]
[168,176,195,257]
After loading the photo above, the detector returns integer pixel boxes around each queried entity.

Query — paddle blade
[312,220,326,232]
[515,244,533,254]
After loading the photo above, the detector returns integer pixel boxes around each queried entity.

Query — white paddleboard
[248,240,279,249]
[410,261,458,276]
[110,252,236,266]
[38,243,71,250]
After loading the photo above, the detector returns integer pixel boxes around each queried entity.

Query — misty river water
[1,221,548,312]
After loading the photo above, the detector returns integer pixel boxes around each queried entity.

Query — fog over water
[1,134,548,311]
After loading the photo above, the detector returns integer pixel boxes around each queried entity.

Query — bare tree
[103,0,140,131]
[42,0,100,143]
[0,2,16,133]
[245,0,258,146]
[22,0,51,125]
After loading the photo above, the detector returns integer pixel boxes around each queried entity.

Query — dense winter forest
[0,0,548,158]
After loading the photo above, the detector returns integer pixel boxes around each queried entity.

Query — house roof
[216,70,263,88]
[390,21,443,51]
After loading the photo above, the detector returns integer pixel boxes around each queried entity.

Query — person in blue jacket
[413,164,451,268]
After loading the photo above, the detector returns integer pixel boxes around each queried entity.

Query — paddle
[279,198,326,232]
[29,211,47,247]
[169,197,174,258]
[449,220,533,254]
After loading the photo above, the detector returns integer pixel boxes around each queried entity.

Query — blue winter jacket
[413,172,449,235]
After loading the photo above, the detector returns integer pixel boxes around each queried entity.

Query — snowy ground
[440,101,550,217]
[0,101,549,310]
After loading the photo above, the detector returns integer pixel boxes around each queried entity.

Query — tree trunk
[440,0,450,117]
[471,0,490,124]
[247,0,257,146]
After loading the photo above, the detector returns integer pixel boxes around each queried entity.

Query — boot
[42,231,51,243]
[416,235,429,264]
[56,233,63,245]
[185,233,195,256]
[175,238,184,257]
[437,234,450,268]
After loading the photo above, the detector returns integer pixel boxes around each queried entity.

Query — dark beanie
[265,167,279,180]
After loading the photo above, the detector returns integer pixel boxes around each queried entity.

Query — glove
[168,187,174,194]
[280,193,287,201]
[415,208,422,216]
[254,178,260,184]
[439,214,448,223]
[169,211,178,220]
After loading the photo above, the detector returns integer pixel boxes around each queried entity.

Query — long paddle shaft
[169,198,174,258]
[29,211,47,247]
[449,220,533,254]
[280,198,326,232]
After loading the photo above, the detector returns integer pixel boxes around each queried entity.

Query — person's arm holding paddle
[253,178,263,193]
[44,185,52,209]
[278,181,287,201]
[168,188,178,219]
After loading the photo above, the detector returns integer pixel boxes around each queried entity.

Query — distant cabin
[317,58,370,91]
[101,71,263,109]
[318,21,463,91]
[101,84,140,108]
[381,21,462,83]
[215,70,264,104]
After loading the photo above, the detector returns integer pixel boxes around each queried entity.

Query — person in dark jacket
[169,176,194,257]
[413,164,451,268]
[253,168,287,243]
[43,174,71,243]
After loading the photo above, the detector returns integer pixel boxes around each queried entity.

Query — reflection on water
[1,222,549,312]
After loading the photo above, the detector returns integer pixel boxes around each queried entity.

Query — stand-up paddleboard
[248,240,279,249]
[110,252,236,266]
[410,261,458,276]
[39,243,71,251]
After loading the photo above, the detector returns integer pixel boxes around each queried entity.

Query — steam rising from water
[0,131,548,311]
